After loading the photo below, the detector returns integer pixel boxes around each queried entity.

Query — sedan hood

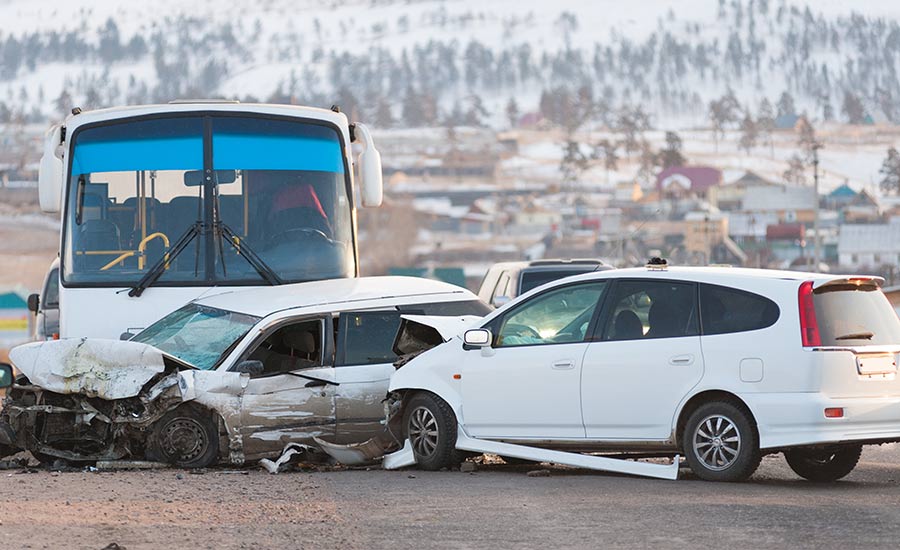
[8,338,188,400]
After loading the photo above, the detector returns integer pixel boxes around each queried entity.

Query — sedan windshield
[131,304,260,370]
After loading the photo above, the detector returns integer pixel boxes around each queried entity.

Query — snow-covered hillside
[1,0,900,129]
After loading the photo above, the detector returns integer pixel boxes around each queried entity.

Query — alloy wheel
[692,414,742,471]
[409,406,439,458]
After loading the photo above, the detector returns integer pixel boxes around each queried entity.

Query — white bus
[38,102,383,339]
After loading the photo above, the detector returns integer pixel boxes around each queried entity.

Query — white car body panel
[581,336,704,440]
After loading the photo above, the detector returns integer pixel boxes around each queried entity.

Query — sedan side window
[601,280,698,341]
[246,319,323,376]
[495,282,607,347]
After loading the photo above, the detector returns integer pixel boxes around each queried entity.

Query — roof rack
[529,258,605,266]
[168,99,240,104]
[646,257,668,271]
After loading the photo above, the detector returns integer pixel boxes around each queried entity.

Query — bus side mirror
[27,294,39,313]
[39,124,64,213]
[352,123,383,208]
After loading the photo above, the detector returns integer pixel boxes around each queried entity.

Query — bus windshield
[62,114,354,287]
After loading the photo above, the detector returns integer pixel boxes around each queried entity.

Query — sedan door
[332,310,404,444]
[581,279,704,441]
[460,281,609,440]
[237,317,338,459]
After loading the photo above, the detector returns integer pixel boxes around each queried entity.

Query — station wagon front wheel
[683,401,761,482]
[403,392,459,471]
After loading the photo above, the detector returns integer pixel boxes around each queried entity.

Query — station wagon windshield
[132,304,260,370]
[63,114,354,287]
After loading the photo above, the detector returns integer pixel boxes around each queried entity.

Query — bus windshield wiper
[217,222,282,286]
[128,222,203,298]
[834,331,875,341]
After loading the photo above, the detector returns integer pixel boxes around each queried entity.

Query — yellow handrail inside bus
[99,232,170,271]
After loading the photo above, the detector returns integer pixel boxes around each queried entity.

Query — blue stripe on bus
[71,137,203,176]
[212,134,345,173]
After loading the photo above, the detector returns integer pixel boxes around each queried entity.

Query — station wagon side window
[699,284,780,335]
[245,318,324,376]
[600,280,698,341]
[335,311,403,366]
[494,282,608,347]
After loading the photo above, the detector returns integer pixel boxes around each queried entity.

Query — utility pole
[812,142,823,272]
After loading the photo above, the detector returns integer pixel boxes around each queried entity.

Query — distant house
[656,166,723,199]
[774,113,800,129]
[837,221,900,268]
[0,290,30,346]
[711,170,777,211]
[741,185,817,224]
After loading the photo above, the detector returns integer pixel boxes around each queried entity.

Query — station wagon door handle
[552,360,576,370]
[669,354,694,366]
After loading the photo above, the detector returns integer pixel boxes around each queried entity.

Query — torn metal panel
[382,439,416,469]
[259,442,318,474]
[314,436,385,465]
[400,315,481,342]
[9,338,168,400]
[454,426,680,481]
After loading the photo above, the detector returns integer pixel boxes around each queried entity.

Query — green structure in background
[388,267,467,289]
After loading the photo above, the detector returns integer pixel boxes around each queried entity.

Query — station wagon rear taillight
[798,281,821,347]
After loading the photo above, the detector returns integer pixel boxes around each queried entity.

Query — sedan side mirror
[233,360,264,376]
[27,294,39,313]
[0,363,14,389]
[463,329,492,348]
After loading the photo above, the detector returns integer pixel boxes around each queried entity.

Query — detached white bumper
[744,392,900,450]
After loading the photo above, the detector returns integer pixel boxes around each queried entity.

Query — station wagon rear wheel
[683,401,760,482]
[403,392,459,471]
[784,445,862,482]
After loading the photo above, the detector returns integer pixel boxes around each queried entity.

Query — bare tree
[880,147,900,195]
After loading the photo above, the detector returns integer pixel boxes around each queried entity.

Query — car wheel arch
[391,386,463,428]
[674,390,759,448]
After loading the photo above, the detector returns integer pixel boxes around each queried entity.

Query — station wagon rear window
[814,285,900,346]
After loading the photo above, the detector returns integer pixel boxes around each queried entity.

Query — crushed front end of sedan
[0,338,241,467]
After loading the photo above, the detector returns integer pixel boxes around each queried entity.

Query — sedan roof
[192,276,475,317]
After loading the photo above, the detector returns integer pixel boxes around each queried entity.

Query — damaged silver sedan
[0,276,488,468]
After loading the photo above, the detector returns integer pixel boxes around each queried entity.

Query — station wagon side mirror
[27,293,39,313]
[464,329,492,348]
[491,296,510,308]
[233,360,264,376]
[0,363,14,389]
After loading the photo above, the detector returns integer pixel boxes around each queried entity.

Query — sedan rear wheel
[683,401,760,482]
[784,445,862,482]
[403,392,459,471]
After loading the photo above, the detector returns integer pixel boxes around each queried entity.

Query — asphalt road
[1,444,899,550]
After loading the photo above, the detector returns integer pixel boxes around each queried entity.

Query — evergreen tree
[783,153,807,186]
[373,97,394,128]
[795,115,817,161]
[559,140,588,186]
[505,97,519,128]
[757,98,776,156]
[776,91,795,118]
[879,147,900,195]
[841,91,867,124]
[659,131,686,168]
[738,112,759,154]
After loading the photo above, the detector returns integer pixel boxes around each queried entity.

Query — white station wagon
[388,265,900,482]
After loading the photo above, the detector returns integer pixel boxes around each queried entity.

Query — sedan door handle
[669,354,694,366]
[552,360,576,370]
